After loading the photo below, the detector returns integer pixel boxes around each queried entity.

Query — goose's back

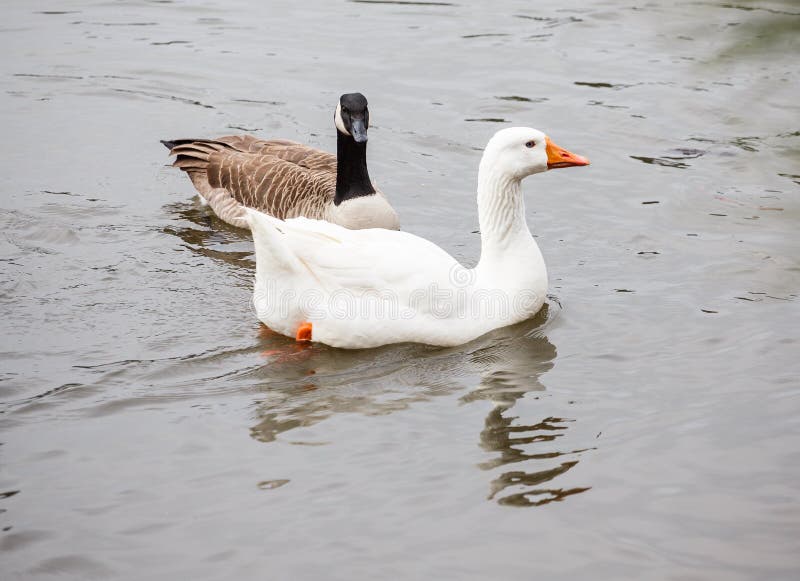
[166,136,337,224]
[214,135,337,173]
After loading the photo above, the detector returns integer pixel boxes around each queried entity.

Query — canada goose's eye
[525,140,536,148]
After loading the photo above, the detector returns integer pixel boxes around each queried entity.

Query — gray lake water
[1,1,799,579]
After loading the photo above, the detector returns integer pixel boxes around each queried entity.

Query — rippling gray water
[1,0,799,579]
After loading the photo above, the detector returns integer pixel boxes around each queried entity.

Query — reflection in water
[462,316,592,506]
[479,412,591,507]
[248,304,593,506]
[162,201,255,271]
[247,338,462,443]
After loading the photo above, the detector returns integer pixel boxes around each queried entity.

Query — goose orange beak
[546,137,590,169]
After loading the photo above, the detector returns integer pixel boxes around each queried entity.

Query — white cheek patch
[334,102,350,135]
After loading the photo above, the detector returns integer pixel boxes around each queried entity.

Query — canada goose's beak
[350,118,368,143]
[546,137,589,169]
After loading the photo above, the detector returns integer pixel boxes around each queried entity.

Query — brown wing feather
[214,135,336,171]
[165,136,337,226]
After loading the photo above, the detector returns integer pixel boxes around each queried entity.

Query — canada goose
[162,93,399,230]
[246,127,589,349]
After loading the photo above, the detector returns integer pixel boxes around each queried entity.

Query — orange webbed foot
[295,322,313,342]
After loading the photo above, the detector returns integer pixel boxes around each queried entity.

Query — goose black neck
[334,130,375,205]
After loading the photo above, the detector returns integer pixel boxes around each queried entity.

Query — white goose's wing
[246,209,461,294]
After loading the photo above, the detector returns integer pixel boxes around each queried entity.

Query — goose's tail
[246,208,299,275]
[161,138,229,175]
[163,139,252,228]
[160,139,185,151]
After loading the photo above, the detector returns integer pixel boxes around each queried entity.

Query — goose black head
[335,93,370,143]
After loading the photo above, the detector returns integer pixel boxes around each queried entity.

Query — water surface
[1,0,799,579]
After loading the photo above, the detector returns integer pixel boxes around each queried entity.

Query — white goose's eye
[525,140,536,148]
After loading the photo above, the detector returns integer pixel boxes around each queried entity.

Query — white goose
[247,127,589,349]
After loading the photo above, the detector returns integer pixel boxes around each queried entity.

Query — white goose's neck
[475,166,535,268]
